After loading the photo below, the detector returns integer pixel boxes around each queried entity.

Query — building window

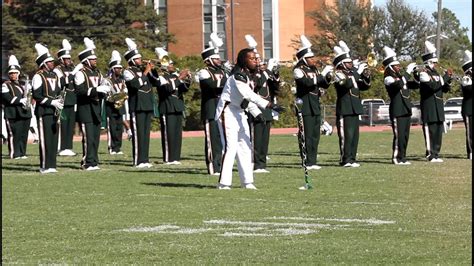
[158,0,167,15]
[263,0,273,59]
[203,0,227,60]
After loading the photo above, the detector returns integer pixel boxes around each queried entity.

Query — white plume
[210,32,223,48]
[338,40,350,53]
[333,46,344,56]
[245,34,258,49]
[383,46,397,59]
[35,43,50,56]
[300,35,312,49]
[110,50,121,63]
[463,50,472,63]
[155,47,168,59]
[424,40,436,53]
[84,37,96,50]
[125,38,137,51]
[8,55,20,67]
[62,39,72,51]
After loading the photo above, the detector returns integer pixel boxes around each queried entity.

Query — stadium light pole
[436,0,443,57]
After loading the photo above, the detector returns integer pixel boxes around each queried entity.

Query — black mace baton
[294,98,313,190]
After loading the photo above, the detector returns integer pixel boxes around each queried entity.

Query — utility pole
[436,0,442,58]
[230,0,235,63]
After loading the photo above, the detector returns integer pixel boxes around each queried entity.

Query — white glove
[406,62,417,74]
[19,98,28,107]
[290,86,297,95]
[51,99,64,109]
[335,72,346,82]
[321,65,334,77]
[96,85,111,94]
[357,63,368,75]
[71,63,84,75]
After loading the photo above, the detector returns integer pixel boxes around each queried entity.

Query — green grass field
[2,127,472,264]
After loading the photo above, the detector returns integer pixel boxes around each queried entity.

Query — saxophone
[104,77,128,109]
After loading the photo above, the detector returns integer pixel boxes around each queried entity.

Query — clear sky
[372,0,472,41]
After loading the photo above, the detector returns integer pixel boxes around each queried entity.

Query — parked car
[444,97,463,122]
[360,99,388,125]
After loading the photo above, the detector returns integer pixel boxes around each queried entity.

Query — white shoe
[20,156,28,159]
[343,163,352,167]
[116,151,124,155]
[351,163,360,168]
[298,184,311,190]
[430,158,443,163]
[217,184,231,190]
[145,163,153,168]
[307,165,321,170]
[403,161,411,165]
[48,168,58,173]
[85,166,99,171]
[14,157,22,160]
[58,149,76,156]
[212,172,221,176]
[166,161,181,165]
[266,156,271,160]
[393,159,402,165]
[254,168,270,173]
[136,163,149,168]
[40,168,57,174]
[110,151,117,155]
[242,183,257,190]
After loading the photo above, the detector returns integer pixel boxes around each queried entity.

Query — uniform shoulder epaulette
[234,72,247,83]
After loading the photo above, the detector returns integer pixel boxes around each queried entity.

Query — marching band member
[106,50,127,155]
[215,48,283,190]
[293,35,332,170]
[2,55,32,159]
[382,46,418,165]
[415,41,452,163]
[32,43,63,173]
[75,37,110,170]
[244,34,281,174]
[154,47,191,165]
[123,38,154,168]
[332,40,371,167]
[460,50,472,160]
[197,32,226,175]
[54,39,77,156]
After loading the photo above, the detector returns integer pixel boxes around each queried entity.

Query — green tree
[2,0,172,76]
[433,8,472,61]
[372,0,433,60]
[306,0,375,59]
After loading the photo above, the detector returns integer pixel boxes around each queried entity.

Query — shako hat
[57,39,72,59]
[332,40,352,67]
[109,50,123,69]
[34,43,54,67]
[78,37,97,63]
[124,38,142,62]
[422,40,438,63]
[7,55,21,74]
[382,46,400,69]
[461,50,472,73]
[296,35,315,61]
[201,32,223,61]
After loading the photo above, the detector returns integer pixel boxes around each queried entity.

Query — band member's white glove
[19,98,28,107]
[96,85,111,94]
[357,63,368,75]
[321,65,334,77]
[51,99,64,109]
[71,63,84,75]
[406,63,417,74]
[335,72,346,82]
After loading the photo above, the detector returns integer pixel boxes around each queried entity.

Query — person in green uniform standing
[382,46,419,165]
[123,38,155,168]
[293,35,333,170]
[332,40,371,167]
[2,55,32,159]
[197,33,226,175]
[54,39,77,157]
[75,37,111,170]
[415,41,452,163]
[460,50,472,160]
[32,43,63,173]
[154,47,192,165]
[105,50,127,155]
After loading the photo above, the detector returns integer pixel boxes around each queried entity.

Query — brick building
[147,0,367,62]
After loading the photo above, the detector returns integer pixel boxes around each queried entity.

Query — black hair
[230,48,255,75]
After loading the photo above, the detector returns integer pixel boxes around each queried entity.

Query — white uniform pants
[217,105,254,186]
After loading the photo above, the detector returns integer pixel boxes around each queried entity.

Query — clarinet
[295,98,313,190]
